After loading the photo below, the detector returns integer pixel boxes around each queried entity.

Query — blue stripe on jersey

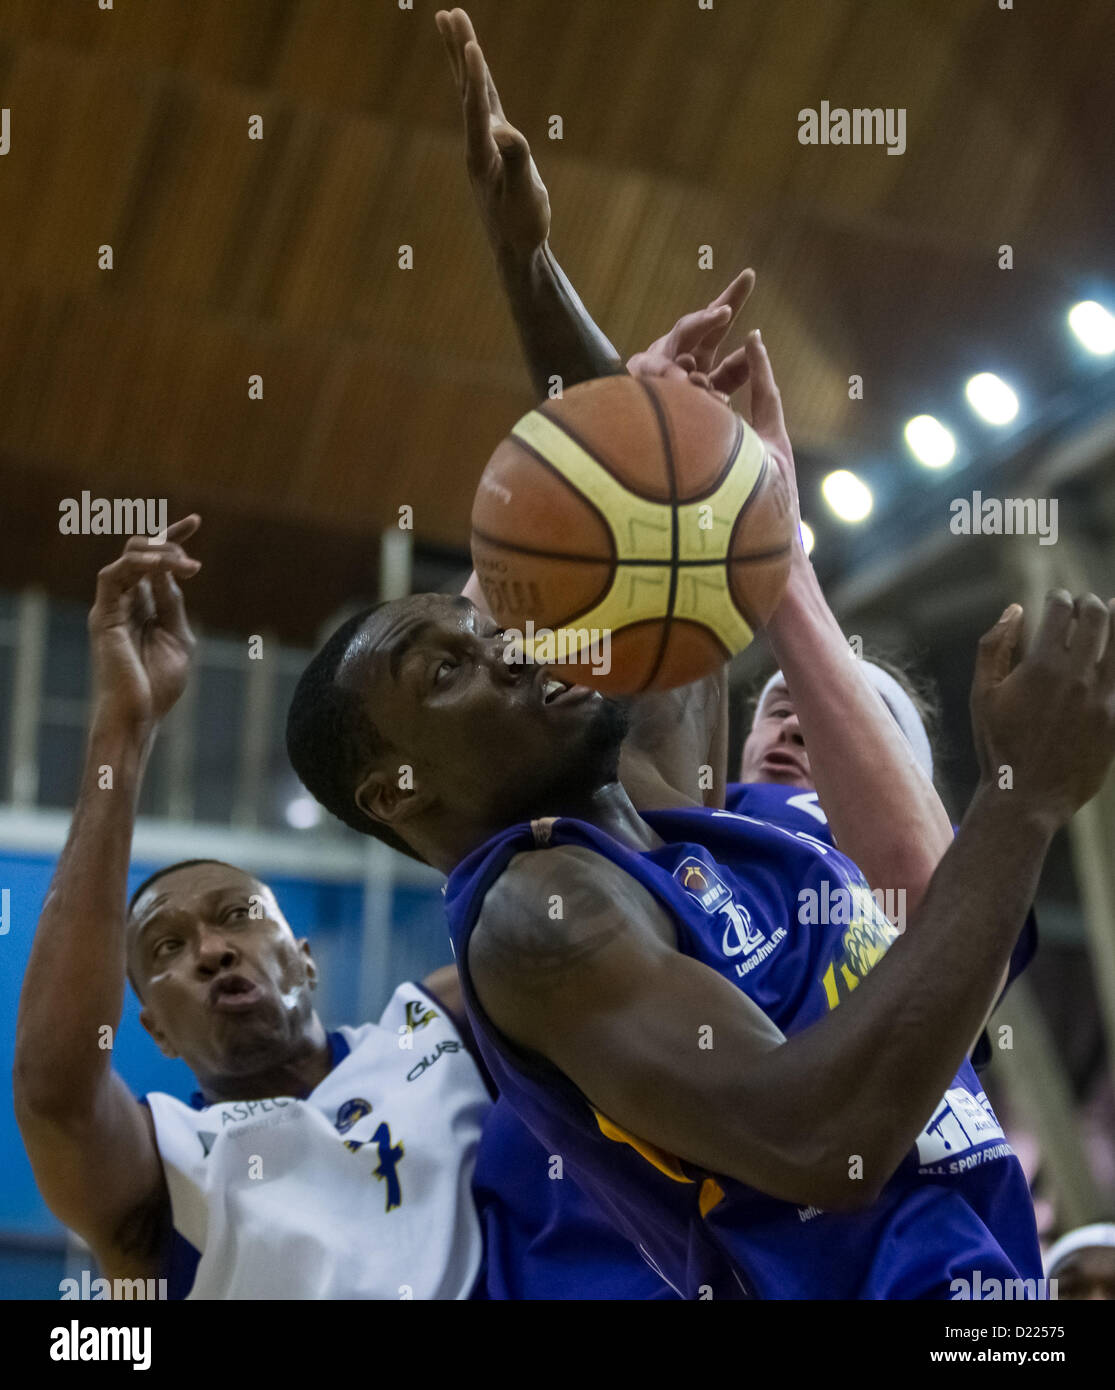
[445,793,1042,1299]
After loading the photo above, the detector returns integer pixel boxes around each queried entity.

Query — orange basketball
[470,375,795,694]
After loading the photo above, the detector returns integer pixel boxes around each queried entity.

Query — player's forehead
[347,593,478,684]
[757,680,793,717]
[130,863,268,929]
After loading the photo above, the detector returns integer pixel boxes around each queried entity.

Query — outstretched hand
[437,7,550,255]
[626,268,756,401]
[88,516,202,735]
[970,591,1115,828]
[629,271,804,557]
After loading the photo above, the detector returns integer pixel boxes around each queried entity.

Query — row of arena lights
[803,300,1115,551]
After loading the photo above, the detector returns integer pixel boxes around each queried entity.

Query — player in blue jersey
[292,8,1095,1300]
[286,306,1115,1301]
[287,537,1114,1300]
[430,8,1018,1299]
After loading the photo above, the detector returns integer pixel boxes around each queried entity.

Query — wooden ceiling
[0,0,1112,641]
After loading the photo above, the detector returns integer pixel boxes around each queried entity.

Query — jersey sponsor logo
[915,1088,1009,1173]
[821,888,901,1008]
[405,999,439,1032]
[335,1098,374,1134]
[674,856,786,977]
[214,1096,294,1127]
[333,1098,407,1210]
[406,1038,461,1082]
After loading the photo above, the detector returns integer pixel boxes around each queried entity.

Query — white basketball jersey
[145,982,490,1299]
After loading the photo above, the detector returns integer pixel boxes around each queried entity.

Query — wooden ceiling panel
[0,0,1112,635]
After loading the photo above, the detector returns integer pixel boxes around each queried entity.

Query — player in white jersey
[14,519,490,1299]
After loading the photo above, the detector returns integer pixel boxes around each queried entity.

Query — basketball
[470,375,795,694]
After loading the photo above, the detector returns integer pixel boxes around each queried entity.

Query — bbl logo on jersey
[675,857,769,965]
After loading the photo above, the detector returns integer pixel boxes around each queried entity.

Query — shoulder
[471,844,673,984]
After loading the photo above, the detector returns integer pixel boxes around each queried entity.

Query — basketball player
[294,60,1115,1301]
[432,7,984,1298]
[14,519,491,1299]
[288,550,1115,1302]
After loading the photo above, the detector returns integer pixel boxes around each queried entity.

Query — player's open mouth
[541,678,595,706]
[209,975,265,1012]
[761,750,807,777]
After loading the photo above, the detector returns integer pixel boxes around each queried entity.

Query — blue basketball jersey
[445,791,1042,1299]
[472,1096,678,1299]
[722,782,1039,1065]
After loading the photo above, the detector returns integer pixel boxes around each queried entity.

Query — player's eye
[433,658,457,685]
[221,905,250,923]
[153,938,180,959]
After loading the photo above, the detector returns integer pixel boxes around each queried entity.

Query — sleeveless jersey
[144,982,489,1299]
[473,785,833,1299]
[473,1095,677,1299]
[445,795,1043,1299]
[723,781,1039,1066]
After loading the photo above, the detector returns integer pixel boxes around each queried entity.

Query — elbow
[773,1128,892,1213]
[715,1132,885,1213]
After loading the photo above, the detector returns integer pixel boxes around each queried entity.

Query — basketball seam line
[500,432,619,568]
[471,527,789,567]
[485,430,618,628]
[726,453,771,632]
[636,378,678,693]
[535,396,674,504]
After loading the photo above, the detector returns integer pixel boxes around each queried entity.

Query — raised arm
[13,520,201,1278]
[744,334,953,909]
[437,7,622,395]
[469,593,1115,1209]
[439,6,750,807]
